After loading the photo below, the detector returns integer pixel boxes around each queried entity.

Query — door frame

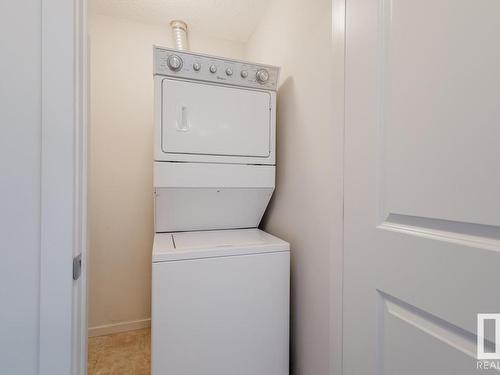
[39,0,88,374]
[331,0,346,374]
[38,0,346,373]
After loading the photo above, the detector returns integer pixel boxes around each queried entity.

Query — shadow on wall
[260,75,295,231]
[259,74,296,371]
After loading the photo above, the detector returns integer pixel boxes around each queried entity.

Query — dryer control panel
[154,46,280,91]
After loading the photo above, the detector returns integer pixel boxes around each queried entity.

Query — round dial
[240,70,248,78]
[192,62,201,71]
[167,54,183,71]
[225,67,233,76]
[256,69,269,83]
[209,64,217,73]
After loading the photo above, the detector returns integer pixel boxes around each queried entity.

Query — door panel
[161,78,271,158]
[383,0,500,227]
[381,299,479,375]
[344,0,500,374]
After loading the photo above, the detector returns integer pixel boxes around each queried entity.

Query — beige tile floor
[88,328,150,375]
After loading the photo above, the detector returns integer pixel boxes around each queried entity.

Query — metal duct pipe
[170,20,189,51]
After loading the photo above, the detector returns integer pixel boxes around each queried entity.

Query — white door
[161,79,271,158]
[344,0,500,374]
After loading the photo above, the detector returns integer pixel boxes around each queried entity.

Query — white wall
[245,1,343,374]
[0,0,41,373]
[89,14,245,333]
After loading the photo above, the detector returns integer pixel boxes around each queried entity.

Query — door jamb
[331,0,346,374]
[39,0,88,374]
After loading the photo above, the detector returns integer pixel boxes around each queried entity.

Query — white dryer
[153,47,280,232]
[154,47,279,165]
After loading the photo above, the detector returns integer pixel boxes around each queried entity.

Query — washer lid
[152,228,289,262]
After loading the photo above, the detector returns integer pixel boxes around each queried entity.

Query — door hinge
[73,254,82,281]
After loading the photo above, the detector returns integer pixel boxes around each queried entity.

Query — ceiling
[90,0,271,42]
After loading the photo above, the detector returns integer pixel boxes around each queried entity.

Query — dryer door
[161,78,271,159]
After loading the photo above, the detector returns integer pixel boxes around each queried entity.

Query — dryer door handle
[176,105,189,132]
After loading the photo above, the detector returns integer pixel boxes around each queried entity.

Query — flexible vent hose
[170,20,189,51]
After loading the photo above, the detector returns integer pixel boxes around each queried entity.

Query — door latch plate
[73,254,82,281]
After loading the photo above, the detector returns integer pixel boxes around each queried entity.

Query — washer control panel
[154,46,280,91]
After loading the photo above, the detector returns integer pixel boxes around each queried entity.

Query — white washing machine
[151,47,289,375]
[151,229,290,375]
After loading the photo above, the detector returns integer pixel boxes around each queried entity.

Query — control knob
[256,69,269,83]
[167,54,183,71]
[209,64,217,73]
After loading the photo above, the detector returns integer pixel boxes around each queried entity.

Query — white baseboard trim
[88,318,151,337]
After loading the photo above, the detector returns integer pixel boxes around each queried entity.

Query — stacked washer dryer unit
[151,46,290,375]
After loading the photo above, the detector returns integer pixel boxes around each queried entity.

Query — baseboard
[88,318,151,337]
